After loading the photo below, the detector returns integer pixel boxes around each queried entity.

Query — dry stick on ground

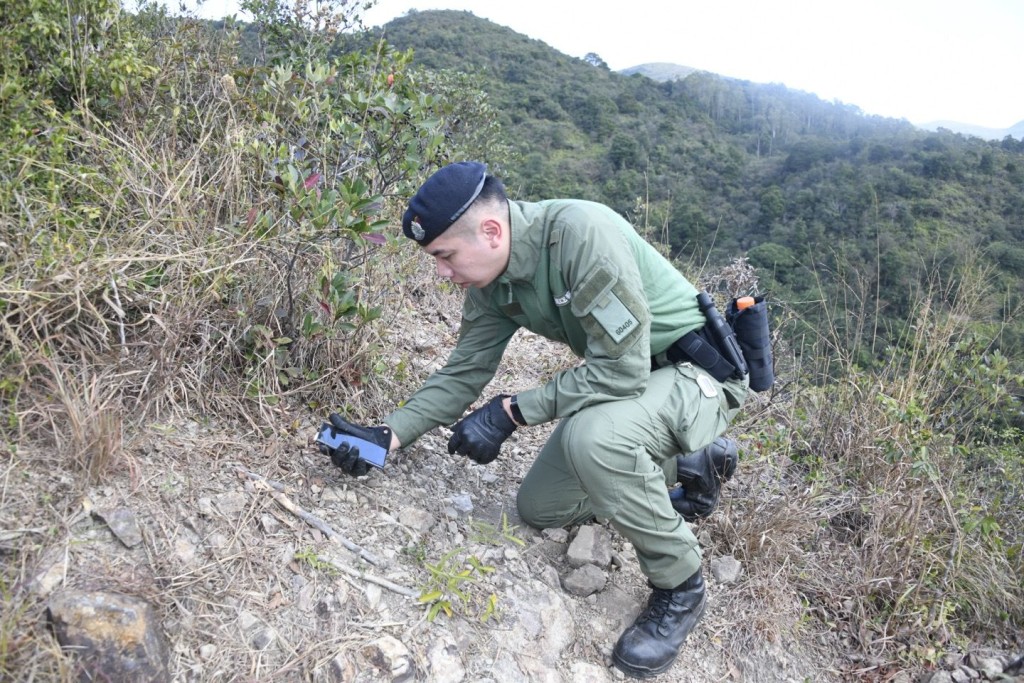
[236,467,383,565]
[237,468,419,599]
[270,490,420,599]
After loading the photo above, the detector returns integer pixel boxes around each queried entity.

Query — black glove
[447,395,517,465]
[320,413,392,477]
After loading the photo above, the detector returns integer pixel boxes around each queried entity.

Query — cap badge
[411,219,425,241]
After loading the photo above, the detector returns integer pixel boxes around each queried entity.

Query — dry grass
[718,255,1024,670]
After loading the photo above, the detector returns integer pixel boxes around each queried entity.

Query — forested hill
[360,9,1024,361]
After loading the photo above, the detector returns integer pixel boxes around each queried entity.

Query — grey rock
[28,550,65,598]
[927,672,955,683]
[214,491,248,517]
[365,583,383,609]
[950,667,972,683]
[450,493,473,514]
[48,590,170,682]
[329,653,357,682]
[562,564,607,597]
[710,554,743,585]
[942,654,964,669]
[252,627,276,650]
[398,507,436,533]
[571,661,613,682]
[503,579,574,667]
[567,525,613,568]
[259,513,281,534]
[362,635,415,682]
[542,528,569,544]
[95,507,143,547]
[594,585,641,632]
[172,536,197,564]
[319,487,348,505]
[197,497,215,517]
[427,635,466,683]
[966,654,1003,677]
[538,564,562,591]
[1007,655,1024,674]
[237,610,260,631]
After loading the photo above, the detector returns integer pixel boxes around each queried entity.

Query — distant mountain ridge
[620,62,1022,141]
[917,119,1024,141]
[619,62,698,82]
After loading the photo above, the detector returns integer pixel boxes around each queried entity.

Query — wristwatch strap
[509,394,527,427]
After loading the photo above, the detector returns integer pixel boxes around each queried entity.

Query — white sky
[182,0,1024,129]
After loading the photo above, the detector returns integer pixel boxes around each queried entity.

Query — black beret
[402,161,487,245]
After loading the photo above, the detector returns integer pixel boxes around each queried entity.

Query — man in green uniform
[322,162,749,678]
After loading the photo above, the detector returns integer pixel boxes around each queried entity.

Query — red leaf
[245,207,258,228]
[319,300,331,315]
[362,233,387,245]
[303,172,321,190]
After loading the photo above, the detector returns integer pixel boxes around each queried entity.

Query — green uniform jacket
[385,199,706,447]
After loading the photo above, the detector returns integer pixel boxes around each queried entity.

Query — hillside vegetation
[370,11,1024,366]
[1,2,1022,679]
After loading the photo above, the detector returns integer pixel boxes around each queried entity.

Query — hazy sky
[183,0,1024,129]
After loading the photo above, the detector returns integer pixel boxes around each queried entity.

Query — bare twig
[239,468,382,566]
[236,467,293,493]
[320,549,419,599]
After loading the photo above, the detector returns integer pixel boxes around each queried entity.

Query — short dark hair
[476,174,507,205]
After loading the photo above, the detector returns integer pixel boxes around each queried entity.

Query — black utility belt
[652,326,741,383]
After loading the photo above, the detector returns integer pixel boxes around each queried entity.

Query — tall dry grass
[719,254,1024,667]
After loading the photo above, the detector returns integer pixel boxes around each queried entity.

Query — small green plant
[470,512,526,548]
[293,547,337,576]
[417,549,497,623]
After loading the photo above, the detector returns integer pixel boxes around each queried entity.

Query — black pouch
[727,296,774,392]
[666,328,737,383]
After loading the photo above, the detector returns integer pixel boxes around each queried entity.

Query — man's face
[424,220,507,290]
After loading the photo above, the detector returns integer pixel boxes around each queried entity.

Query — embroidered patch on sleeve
[591,292,640,344]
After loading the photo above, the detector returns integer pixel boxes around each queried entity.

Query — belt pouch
[668,330,736,383]
[727,296,774,391]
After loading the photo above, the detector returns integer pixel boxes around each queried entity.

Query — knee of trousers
[560,411,618,472]
[515,487,562,529]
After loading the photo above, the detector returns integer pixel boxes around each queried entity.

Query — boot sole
[611,591,708,679]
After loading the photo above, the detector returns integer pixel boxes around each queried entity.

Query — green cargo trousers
[516,362,749,588]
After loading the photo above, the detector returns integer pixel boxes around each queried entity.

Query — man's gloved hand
[447,395,517,465]
[319,413,392,477]
[670,437,739,521]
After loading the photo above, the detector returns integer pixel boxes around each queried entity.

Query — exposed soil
[6,280,1021,682]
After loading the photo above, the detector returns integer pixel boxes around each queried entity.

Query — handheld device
[315,422,388,469]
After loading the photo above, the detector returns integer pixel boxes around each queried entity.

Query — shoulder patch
[591,292,640,343]
[569,258,647,355]
[554,290,572,307]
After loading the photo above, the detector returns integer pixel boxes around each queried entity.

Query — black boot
[670,437,738,522]
[612,571,707,678]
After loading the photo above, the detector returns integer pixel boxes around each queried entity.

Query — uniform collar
[499,201,542,284]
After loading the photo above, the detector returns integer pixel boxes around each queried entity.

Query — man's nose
[435,260,453,279]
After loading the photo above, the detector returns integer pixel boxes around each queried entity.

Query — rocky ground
[6,286,1023,682]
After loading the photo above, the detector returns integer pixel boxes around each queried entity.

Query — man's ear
[480,218,504,246]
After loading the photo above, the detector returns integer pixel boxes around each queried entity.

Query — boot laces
[637,586,679,625]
